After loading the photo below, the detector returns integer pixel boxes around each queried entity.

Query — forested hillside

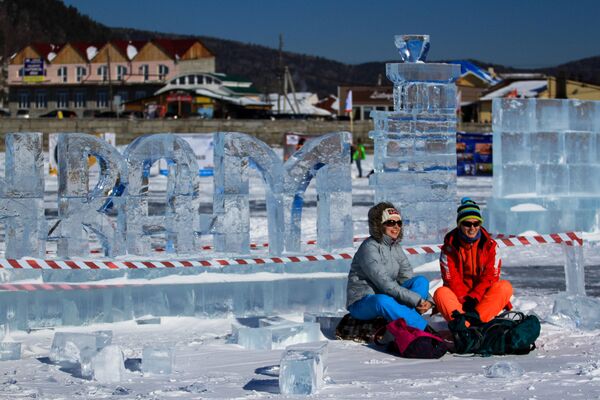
[2,0,599,96]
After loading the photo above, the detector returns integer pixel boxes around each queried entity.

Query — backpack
[377,318,447,359]
[335,314,388,343]
[448,310,541,356]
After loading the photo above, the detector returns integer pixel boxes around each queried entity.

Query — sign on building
[23,58,45,83]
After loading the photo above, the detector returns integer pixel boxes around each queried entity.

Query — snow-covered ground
[0,152,599,399]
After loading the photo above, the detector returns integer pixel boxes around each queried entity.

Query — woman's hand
[416,299,433,314]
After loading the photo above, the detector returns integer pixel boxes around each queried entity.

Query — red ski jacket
[439,227,501,303]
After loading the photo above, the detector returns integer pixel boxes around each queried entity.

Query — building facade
[7,39,215,117]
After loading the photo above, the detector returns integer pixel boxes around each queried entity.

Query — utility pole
[284,66,299,113]
[107,44,113,112]
[277,34,283,115]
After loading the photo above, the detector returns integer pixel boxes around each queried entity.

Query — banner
[159,133,214,177]
[456,132,492,176]
[23,58,44,83]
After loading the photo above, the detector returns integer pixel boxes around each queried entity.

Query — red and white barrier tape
[0,232,583,291]
[403,232,583,255]
[0,253,353,271]
[66,232,580,255]
[0,282,134,292]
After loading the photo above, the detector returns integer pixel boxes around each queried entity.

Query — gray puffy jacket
[346,235,422,308]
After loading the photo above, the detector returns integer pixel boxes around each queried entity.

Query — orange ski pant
[433,280,513,323]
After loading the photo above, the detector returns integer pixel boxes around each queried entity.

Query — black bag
[335,313,388,343]
[448,310,540,356]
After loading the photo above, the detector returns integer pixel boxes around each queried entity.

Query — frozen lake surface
[0,151,598,398]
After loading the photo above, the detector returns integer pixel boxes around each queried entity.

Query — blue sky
[63,0,600,68]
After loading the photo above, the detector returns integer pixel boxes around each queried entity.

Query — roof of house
[110,40,147,60]
[152,38,206,59]
[480,80,547,101]
[27,43,63,62]
[448,60,501,85]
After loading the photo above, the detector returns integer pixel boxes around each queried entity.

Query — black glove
[462,296,478,312]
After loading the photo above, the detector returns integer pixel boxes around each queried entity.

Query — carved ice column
[124,134,200,255]
[57,133,126,257]
[0,132,46,258]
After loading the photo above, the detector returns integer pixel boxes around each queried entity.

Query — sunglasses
[383,220,403,227]
[461,221,481,228]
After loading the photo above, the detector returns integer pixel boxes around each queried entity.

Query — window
[18,91,30,109]
[188,75,196,85]
[117,91,128,103]
[97,65,108,81]
[57,66,68,83]
[34,91,48,109]
[74,90,86,108]
[139,64,149,81]
[96,90,108,108]
[178,76,186,85]
[158,64,169,80]
[18,68,24,78]
[134,90,147,100]
[76,67,87,82]
[57,91,69,108]
[205,76,213,84]
[116,65,127,81]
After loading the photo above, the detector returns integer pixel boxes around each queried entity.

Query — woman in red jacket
[433,198,513,323]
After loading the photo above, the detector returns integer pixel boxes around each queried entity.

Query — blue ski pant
[348,275,430,330]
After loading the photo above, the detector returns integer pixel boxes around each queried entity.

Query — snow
[0,152,599,398]
[511,203,547,212]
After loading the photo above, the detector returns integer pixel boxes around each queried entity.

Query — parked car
[40,109,77,118]
[16,109,30,119]
[0,109,10,117]
[95,110,143,119]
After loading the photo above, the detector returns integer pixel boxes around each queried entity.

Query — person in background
[352,138,366,178]
[346,202,434,330]
[434,198,513,323]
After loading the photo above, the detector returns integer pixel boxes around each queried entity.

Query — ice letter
[214,131,352,254]
[57,133,126,257]
[124,134,200,255]
[0,132,45,258]
[213,132,284,255]
[283,132,353,252]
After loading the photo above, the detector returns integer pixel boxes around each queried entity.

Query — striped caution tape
[0,253,353,270]
[3,232,583,271]
[402,231,583,255]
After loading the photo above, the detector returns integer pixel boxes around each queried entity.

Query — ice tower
[369,35,461,244]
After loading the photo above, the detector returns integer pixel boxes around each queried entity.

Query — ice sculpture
[0,133,45,258]
[285,133,353,252]
[124,134,200,255]
[57,133,126,257]
[369,35,460,244]
[485,99,600,235]
[213,131,352,255]
[213,132,283,254]
[279,341,328,395]
[486,98,600,305]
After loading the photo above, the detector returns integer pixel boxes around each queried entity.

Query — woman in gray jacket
[347,202,433,330]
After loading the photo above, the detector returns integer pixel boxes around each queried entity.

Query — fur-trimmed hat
[457,197,483,225]
[368,202,403,242]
